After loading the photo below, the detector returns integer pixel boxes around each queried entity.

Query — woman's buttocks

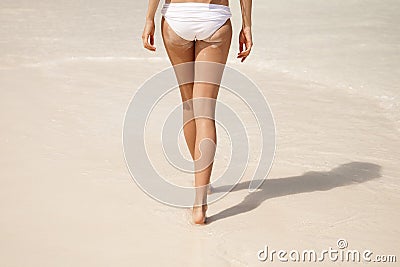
[165,0,229,7]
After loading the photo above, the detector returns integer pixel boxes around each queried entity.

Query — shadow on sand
[207,162,382,223]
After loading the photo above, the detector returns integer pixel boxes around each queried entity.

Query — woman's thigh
[193,19,232,103]
[161,17,196,101]
[195,19,232,65]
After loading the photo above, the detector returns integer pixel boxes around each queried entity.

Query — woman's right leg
[161,17,196,159]
[162,18,216,224]
[192,19,232,224]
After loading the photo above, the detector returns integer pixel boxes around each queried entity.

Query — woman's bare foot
[192,204,208,225]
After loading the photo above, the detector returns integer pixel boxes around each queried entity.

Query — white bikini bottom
[161,3,232,41]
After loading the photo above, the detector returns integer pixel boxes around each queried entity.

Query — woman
[142,0,253,224]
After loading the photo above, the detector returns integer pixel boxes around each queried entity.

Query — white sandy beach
[1,0,399,266]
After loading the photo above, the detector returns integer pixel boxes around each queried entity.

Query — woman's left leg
[161,17,197,159]
[192,19,232,224]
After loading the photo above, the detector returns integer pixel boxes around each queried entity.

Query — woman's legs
[162,17,232,224]
[161,17,197,159]
[192,19,232,223]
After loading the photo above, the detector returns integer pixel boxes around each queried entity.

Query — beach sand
[1,0,399,266]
